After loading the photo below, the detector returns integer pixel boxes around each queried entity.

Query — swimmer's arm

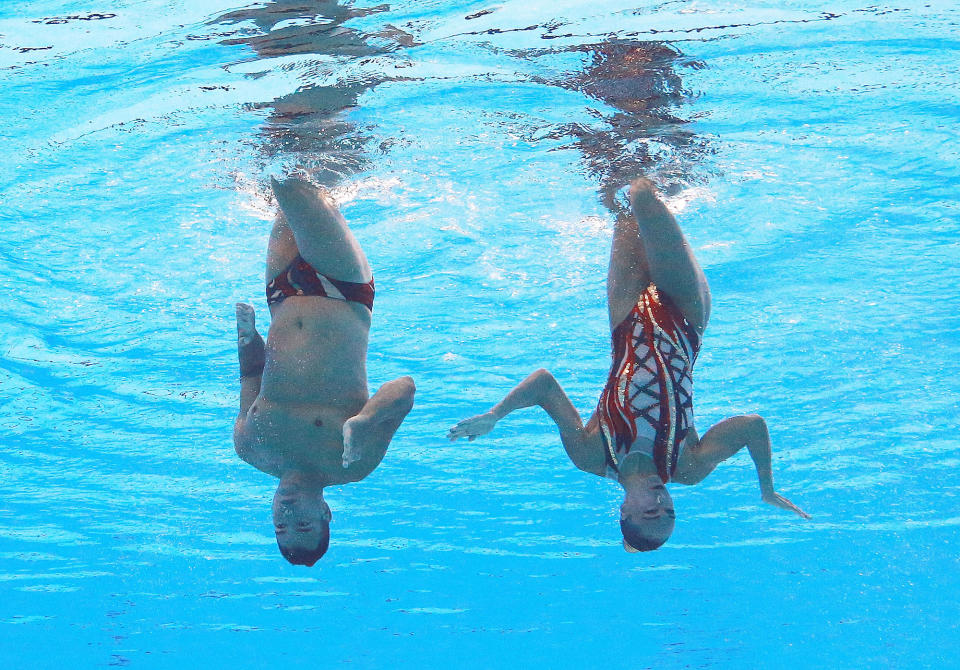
[448,369,604,475]
[239,375,261,416]
[673,414,810,518]
[341,376,416,481]
[234,303,264,454]
[233,376,262,464]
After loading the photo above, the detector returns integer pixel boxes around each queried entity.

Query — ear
[623,538,641,553]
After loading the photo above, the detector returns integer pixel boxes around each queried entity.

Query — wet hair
[278,531,330,567]
[620,518,669,552]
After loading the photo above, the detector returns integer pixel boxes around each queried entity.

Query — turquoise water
[2,0,959,666]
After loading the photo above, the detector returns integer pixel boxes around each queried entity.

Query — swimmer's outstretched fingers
[448,412,498,441]
[762,491,810,519]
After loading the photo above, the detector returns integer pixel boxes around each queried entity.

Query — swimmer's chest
[249,399,349,469]
[262,307,370,402]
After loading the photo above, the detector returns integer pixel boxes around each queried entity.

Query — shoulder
[672,428,707,485]
[233,423,280,476]
[233,413,254,450]
[233,414,259,459]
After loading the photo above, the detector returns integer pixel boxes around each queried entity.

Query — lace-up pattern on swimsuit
[596,284,701,483]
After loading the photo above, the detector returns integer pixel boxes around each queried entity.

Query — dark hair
[278,531,330,567]
[620,518,669,552]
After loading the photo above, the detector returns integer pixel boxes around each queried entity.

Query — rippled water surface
[2,0,959,667]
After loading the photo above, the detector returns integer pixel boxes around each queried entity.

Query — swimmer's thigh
[629,180,710,333]
[607,212,651,329]
[271,177,372,283]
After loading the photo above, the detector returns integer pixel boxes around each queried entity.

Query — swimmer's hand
[447,412,497,442]
[236,302,258,345]
[341,416,362,468]
[762,490,811,519]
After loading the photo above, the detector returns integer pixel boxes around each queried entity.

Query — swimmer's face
[272,483,331,555]
[620,477,675,551]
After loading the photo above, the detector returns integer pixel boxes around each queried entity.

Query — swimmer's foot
[628,177,663,215]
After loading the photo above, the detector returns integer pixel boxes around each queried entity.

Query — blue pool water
[2,0,959,666]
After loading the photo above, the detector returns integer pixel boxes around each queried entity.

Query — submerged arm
[447,369,603,475]
[233,303,264,453]
[674,414,809,518]
[341,376,416,481]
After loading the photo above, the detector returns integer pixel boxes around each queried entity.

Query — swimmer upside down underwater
[449,178,809,552]
[234,176,415,566]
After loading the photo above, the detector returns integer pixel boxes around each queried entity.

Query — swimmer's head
[619,475,675,552]
[272,474,331,566]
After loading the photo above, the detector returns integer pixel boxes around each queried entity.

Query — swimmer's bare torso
[233,177,414,488]
[237,296,371,483]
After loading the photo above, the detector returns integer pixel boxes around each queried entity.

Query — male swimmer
[234,176,415,565]
[449,178,808,551]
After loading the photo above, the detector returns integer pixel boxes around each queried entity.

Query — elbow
[744,414,769,438]
[535,368,560,394]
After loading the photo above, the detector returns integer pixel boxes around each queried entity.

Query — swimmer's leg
[607,211,652,329]
[265,212,300,285]
[628,178,710,334]
[270,176,372,284]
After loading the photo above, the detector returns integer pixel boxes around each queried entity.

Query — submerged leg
[607,211,652,329]
[265,212,300,285]
[628,178,710,334]
[269,176,372,284]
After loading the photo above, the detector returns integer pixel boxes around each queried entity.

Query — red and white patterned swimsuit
[266,254,374,312]
[596,284,701,483]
